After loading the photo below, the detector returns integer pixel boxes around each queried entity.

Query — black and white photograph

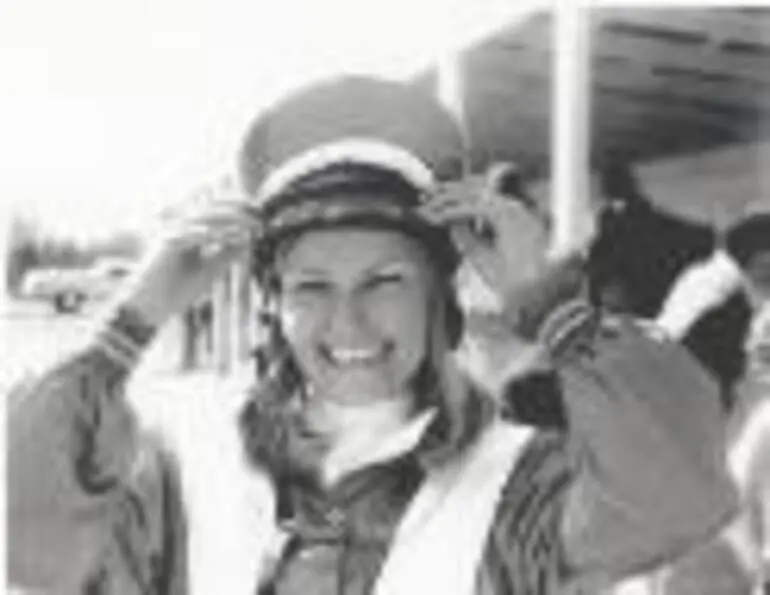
[2,1,769,594]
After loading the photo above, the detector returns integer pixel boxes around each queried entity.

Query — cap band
[257,138,436,204]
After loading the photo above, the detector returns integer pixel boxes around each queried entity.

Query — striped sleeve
[7,306,187,593]
[544,309,739,585]
[481,431,574,595]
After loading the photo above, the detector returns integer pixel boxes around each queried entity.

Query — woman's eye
[365,273,405,290]
[288,280,330,294]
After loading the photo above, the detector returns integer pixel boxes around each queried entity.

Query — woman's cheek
[366,287,430,351]
[280,300,325,346]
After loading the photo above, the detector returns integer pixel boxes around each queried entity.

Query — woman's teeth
[326,347,383,365]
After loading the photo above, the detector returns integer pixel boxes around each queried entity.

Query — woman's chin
[320,375,407,407]
[325,389,400,407]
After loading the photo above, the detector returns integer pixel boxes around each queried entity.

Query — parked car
[82,258,134,301]
[21,258,134,313]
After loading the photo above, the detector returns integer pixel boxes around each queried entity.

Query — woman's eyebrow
[363,259,419,277]
[282,267,329,279]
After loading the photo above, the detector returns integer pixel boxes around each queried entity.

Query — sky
[0,0,542,241]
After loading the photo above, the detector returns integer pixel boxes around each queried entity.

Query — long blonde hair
[238,232,494,477]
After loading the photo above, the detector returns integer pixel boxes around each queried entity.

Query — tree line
[5,214,144,296]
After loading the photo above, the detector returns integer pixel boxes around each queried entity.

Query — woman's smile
[321,342,394,366]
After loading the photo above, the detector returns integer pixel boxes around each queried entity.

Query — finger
[168,214,257,237]
[419,205,485,226]
[178,208,260,231]
[166,233,251,255]
[162,225,252,251]
[450,224,486,253]
[176,199,258,221]
[420,201,527,223]
[179,220,256,239]
[420,192,475,213]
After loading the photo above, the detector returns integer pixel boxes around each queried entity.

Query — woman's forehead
[277,226,431,275]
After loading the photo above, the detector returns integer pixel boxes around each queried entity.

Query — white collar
[321,408,437,488]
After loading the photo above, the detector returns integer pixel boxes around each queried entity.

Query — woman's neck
[305,396,415,441]
[304,394,433,487]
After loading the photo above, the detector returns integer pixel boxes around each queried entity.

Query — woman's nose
[324,294,374,345]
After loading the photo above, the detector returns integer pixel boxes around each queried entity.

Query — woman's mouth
[320,344,393,366]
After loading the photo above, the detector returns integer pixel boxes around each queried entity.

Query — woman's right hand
[117,195,259,328]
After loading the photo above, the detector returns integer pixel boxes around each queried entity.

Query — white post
[213,270,231,375]
[248,280,261,356]
[180,306,197,371]
[239,266,254,361]
[229,260,249,365]
[0,203,7,311]
[436,51,470,175]
[552,0,593,256]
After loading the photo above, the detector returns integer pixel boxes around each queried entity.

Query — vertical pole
[180,306,197,371]
[229,260,246,365]
[238,263,253,361]
[436,52,471,175]
[248,281,261,359]
[213,268,231,375]
[203,292,214,366]
[552,0,592,257]
[0,203,8,311]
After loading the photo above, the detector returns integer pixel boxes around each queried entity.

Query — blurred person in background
[643,246,760,595]
[727,211,770,379]
[601,202,770,594]
[588,161,753,408]
[7,77,739,595]
[725,210,770,592]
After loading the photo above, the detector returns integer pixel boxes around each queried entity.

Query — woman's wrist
[93,302,159,369]
[502,252,588,342]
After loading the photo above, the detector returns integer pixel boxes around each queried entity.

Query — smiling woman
[6,74,740,595]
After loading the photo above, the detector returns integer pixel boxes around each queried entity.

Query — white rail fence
[178,258,260,375]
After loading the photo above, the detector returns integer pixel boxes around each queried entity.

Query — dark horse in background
[503,162,753,428]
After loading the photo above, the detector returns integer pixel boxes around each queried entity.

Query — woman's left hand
[419,168,554,302]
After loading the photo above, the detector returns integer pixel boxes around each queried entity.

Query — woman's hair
[238,165,491,477]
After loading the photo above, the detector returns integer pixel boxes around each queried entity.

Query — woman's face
[276,225,437,406]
